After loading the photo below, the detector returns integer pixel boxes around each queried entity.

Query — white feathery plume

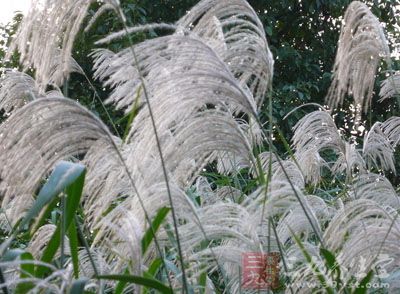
[187,246,256,293]
[288,199,399,292]
[126,178,302,291]
[194,176,219,205]
[83,175,282,290]
[7,0,113,89]
[84,2,117,33]
[91,38,260,213]
[0,212,12,233]
[285,242,326,294]
[194,176,213,196]
[32,264,75,294]
[379,72,400,101]
[182,180,329,293]
[247,117,265,146]
[7,1,400,292]
[382,116,400,147]
[331,141,366,177]
[216,151,249,175]
[178,202,259,253]
[323,199,398,254]
[383,271,400,293]
[292,110,344,154]
[126,110,255,187]
[215,186,242,203]
[92,35,257,120]
[0,97,114,225]
[78,249,111,278]
[338,232,400,290]
[0,261,72,293]
[82,138,129,229]
[294,149,327,185]
[95,23,177,43]
[96,0,273,110]
[250,151,279,176]
[91,179,193,273]
[44,49,84,87]
[272,159,305,190]
[193,176,241,205]
[251,151,305,189]
[27,224,70,260]
[95,0,273,112]
[128,181,195,232]
[179,199,279,292]
[277,195,332,245]
[90,38,261,244]
[77,249,115,292]
[177,0,274,108]
[80,141,150,278]
[326,1,390,112]
[190,244,282,294]
[245,180,306,217]
[187,16,227,56]
[90,48,141,113]
[216,119,264,175]
[91,200,143,274]
[350,173,400,208]
[0,70,39,113]
[0,70,66,117]
[362,122,395,172]
[292,110,344,183]
[324,199,400,284]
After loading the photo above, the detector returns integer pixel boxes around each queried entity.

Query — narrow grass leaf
[20,161,86,231]
[320,248,342,290]
[141,207,170,255]
[114,269,130,294]
[2,249,35,293]
[31,196,59,235]
[98,274,173,294]
[147,258,163,277]
[142,259,164,294]
[36,163,86,277]
[199,271,207,294]
[352,270,374,294]
[290,228,334,294]
[16,252,35,293]
[123,85,142,142]
[69,278,89,294]
[68,219,79,278]
[0,268,8,294]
